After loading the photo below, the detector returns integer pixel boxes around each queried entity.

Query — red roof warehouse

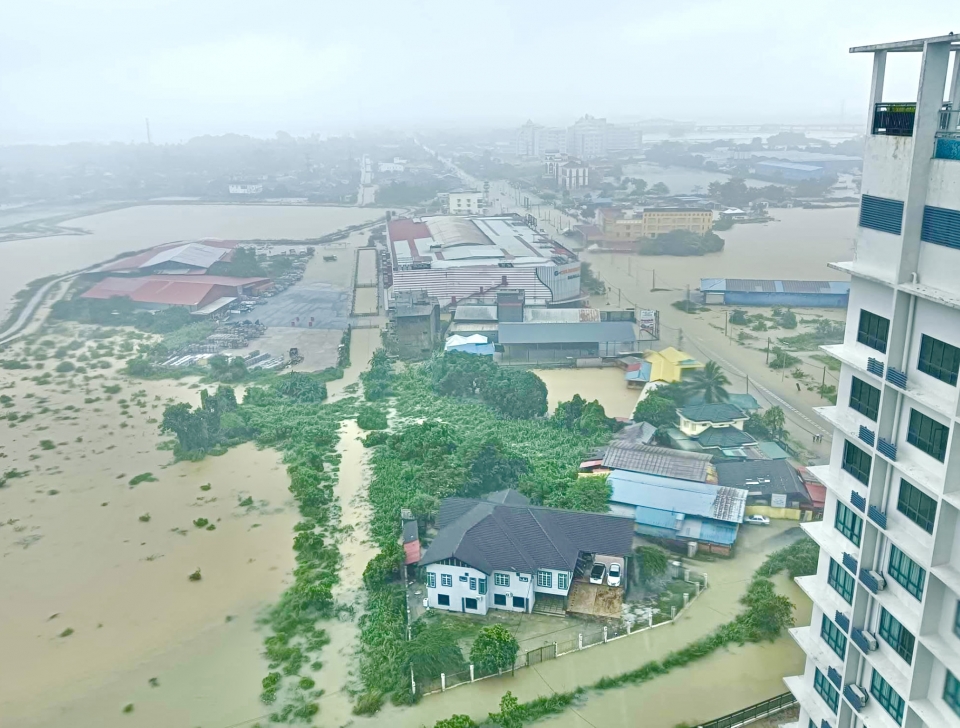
[81,275,271,310]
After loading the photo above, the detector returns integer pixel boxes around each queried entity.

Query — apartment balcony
[816,404,876,449]
[919,632,960,681]
[807,464,868,515]
[784,675,836,728]
[803,522,861,577]
[790,625,844,674]
[821,344,884,384]
[883,440,944,498]
[872,103,918,136]
[796,574,852,620]
[850,627,912,698]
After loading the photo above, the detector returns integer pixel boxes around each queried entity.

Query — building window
[459,574,468,582]
[878,608,915,664]
[835,501,863,547]
[494,593,506,606]
[479,578,487,595]
[558,573,568,590]
[441,574,452,587]
[495,573,510,587]
[469,577,477,591]
[870,669,905,725]
[857,310,890,353]
[828,558,855,604]
[888,545,926,601]
[512,596,525,609]
[918,334,960,386]
[907,409,949,462]
[955,602,960,640]
[820,614,847,659]
[537,570,552,588]
[897,479,936,534]
[945,671,960,718]
[814,668,840,713]
[428,572,436,588]
[464,598,478,610]
[842,440,872,485]
[437,594,450,606]
[849,377,881,421]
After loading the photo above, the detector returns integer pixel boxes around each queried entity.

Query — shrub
[39,439,55,450]
[129,472,157,486]
[357,407,388,431]
[470,624,520,674]
[194,518,209,528]
[55,361,75,373]
[139,513,151,522]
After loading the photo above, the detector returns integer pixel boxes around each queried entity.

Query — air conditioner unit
[863,631,879,651]
[848,684,869,705]
[869,571,887,591]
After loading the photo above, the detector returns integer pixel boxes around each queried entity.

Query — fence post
[696,581,701,596]
[703,572,709,588]
[671,606,676,620]
[684,568,691,582]
[649,613,653,628]
[627,621,632,635]
[684,593,689,608]
[410,666,416,696]
[470,664,475,683]
[441,673,446,692]
[603,626,608,643]
[578,633,583,650]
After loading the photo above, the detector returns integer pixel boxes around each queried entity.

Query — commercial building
[390,289,440,361]
[387,215,582,308]
[700,278,851,307]
[557,160,590,190]
[607,469,747,555]
[442,190,486,215]
[498,319,639,363]
[535,127,568,156]
[419,490,633,615]
[716,460,813,520]
[103,239,238,275]
[606,124,643,153]
[786,34,960,728]
[80,275,271,312]
[516,120,541,156]
[755,161,825,181]
[567,115,608,159]
[595,207,714,241]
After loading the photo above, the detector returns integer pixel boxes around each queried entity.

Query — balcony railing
[867,357,885,377]
[877,437,898,461]
[859,567,880,594]
[843,552,859,574]
[868,505,887,529]
[873,103,916,136]
[858,425,876,447]
[844,684,866,712]
[835,610,850,633]
[850,491,866,512]
[828,666,843,689]
[885,366,907,389]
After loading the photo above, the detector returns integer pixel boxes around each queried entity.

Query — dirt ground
[566,580,623,619]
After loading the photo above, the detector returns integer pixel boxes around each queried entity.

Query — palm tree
[681,360,731,404]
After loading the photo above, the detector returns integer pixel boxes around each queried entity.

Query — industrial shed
[498,320,638,363]
[700,278,850,307]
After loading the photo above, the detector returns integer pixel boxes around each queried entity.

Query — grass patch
[811,353,841,371]
[128,472,158,486]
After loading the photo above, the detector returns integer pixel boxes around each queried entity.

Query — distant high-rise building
[567,115,608,159]
[516,120,542,157]
[606,123,643,152]
[534,127,567,156]
[785,33,960,728]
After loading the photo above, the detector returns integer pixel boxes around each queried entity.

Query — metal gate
[526,643,557,667]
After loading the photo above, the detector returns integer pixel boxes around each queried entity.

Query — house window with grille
[428,572,436,588]
[441,573,452,587]
[558,572,568,590]
[494,573,510,587]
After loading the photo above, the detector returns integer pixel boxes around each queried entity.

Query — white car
[744,515,771,525]
[607,562,622,587]
[589,562,606,584]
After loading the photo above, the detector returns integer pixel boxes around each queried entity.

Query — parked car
[589,562,606,584]
[744,515,771,525]
[607,562,622,587]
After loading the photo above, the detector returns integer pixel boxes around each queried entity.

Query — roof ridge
[526,507,574,568]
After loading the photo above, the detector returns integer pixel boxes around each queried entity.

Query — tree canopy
[470,625,520,674]
[680,360,730,404]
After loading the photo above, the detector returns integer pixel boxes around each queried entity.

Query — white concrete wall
[861,135,914,201]
[894,396,949,486]
[917,240,960,300]
[934,579,960,647]
[489,570,535,612]
[925,660,960,728]
[854,227,904,282]
[533,568,573,596]
[845,278,896,356]
[927,159,960,211]
[425,563,489,614]
[905,300,960,413]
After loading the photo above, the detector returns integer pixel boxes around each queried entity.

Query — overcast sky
[0,0,955,144]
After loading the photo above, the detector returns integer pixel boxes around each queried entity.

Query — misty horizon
[1,0,955,145]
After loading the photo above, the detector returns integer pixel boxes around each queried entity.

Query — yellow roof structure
[643,347,704,383]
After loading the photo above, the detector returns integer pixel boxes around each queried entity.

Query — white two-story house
[419,490,634,615]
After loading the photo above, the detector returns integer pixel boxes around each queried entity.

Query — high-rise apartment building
[786,34,960,728]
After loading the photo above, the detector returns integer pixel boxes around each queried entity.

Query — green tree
[405,623,467,679]
[632,394,678,427]
[543,474,610,512]
[470,625,519,674]
[778,310,798,329]
[553,395,619,435]
[680,360,730,404]
[636,545,668,582]
[432,716,478,728]
[489,691,523,728]
[462,439,529,498]
[729,309,748,325]
[738,578,795,639]
[762,406,786,440]
[275,372,328,403]
[649,182,670,196]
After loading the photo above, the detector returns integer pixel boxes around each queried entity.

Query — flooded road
[0,204,387,321]
[347,522,811,728]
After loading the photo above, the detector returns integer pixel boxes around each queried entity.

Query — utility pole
[821,366,827,399]
[724,310,728,339]
[766,337,771,364]
[145,117,152,144]
[678,327,684,350]
[745,374,750,394]
[652,269,656,291]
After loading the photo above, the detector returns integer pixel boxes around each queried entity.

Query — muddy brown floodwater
[532,368,638,419]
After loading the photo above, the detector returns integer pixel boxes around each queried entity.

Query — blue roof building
[700,278,850,307]
[607,470,748,554]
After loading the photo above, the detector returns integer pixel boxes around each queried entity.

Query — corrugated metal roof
[678,404,746,423]
[608,470,747,524]
[393,267,552,307]
[141,242,230,269]
[523,308,601,323]
[715,460,807,497]
[454,305,498,322]
[81,275,269,306]
[699,278,852,295]
[602,443,711,482]
[499,321,636,345]
[695,427,756,448]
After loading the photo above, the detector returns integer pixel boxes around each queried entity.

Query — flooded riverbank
[0,204,387,321]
